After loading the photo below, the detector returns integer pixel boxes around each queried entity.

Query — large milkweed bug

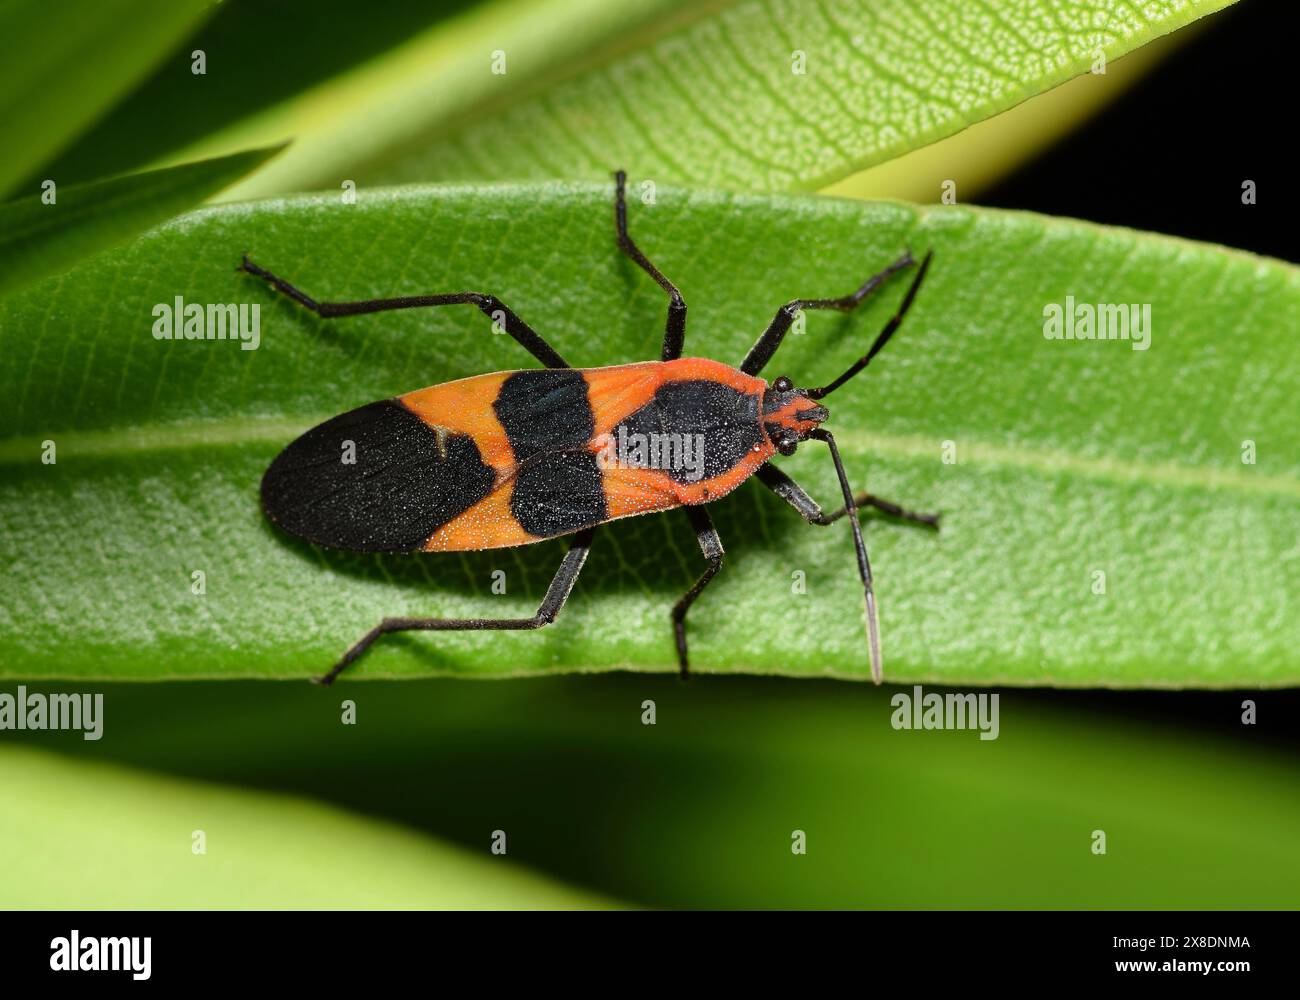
[240,171,938,685]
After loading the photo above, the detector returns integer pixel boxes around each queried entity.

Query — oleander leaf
[158,0,1238,202]
[324,0,1239,196]
[0,182,1294,686]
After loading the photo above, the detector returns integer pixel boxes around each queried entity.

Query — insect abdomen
[260,399,495,552]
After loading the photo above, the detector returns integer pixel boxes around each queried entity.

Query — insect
[240,171,938,685]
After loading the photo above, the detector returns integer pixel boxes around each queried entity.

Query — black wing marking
[261,400,496,552]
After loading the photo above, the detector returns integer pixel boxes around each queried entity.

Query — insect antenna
[808,428,883,684]
[806,251,933,400]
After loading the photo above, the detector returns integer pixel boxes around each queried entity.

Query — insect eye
[773,376,793,393]
[776,433,798,456]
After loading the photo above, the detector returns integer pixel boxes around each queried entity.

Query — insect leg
[238,256,570,368]
[738,251,918,376]
[671,505,724,680]
[807,252,933,399]
[315,528,596,685]
[756,463,940,529]
[807,430,885,683]
[613,170,688,362]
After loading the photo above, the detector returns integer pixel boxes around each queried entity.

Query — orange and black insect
[241,171,938,686]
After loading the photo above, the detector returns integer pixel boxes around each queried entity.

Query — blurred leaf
[9,677,1300,908]
[0,743,612,908]
[0,145,283,299]
[0,182,1295,686]
[0,0,211,198]
[169,0,693,199]
[26,0,482,188]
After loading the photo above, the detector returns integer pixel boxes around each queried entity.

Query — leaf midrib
[3,417,1293,500]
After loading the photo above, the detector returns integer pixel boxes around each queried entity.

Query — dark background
[985,0,1286,260]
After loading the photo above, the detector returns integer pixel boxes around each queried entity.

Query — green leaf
[0,0,212,198]
[174,0,1238,201]
[0,182,1295,686]
[0,146,284,299]
[822,28,1184,203]
[234,0,1234,197]
[0,743,613,908]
